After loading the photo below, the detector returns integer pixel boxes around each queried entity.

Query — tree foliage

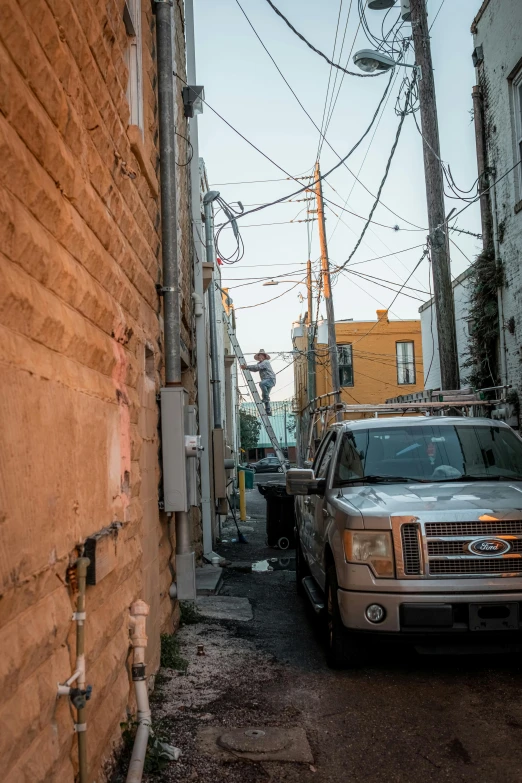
[239,409,262,453]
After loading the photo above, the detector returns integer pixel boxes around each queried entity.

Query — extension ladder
[223,312,287,471]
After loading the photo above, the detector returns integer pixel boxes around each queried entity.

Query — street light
[353,49,420,76]
[262,279,308,287]
[367,0,396,8]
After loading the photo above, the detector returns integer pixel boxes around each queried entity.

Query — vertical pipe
[75,557,90,783]
[239,469,246,522]
[175,510,191,555]
[203,196,222,428]
[155,0,181,385]
[184,0,213,553]
[472,85,493,250]
[490,179,508,386]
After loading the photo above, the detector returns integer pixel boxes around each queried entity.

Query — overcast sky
[194,0,484,401]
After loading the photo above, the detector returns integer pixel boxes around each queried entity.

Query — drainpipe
[126,600,151,783]
[203,192,222,429]
[57,558,91,783]
[185,0,213,555]
[154,1,194,584]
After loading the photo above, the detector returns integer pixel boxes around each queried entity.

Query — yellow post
[239,470,246,522]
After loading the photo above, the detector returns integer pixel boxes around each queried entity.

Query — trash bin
[257,483,296,550]
[237,466,255,489]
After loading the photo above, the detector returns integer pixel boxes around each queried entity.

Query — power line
[315,0,346,164]
[429,0,446,31]
[263,0,386,78]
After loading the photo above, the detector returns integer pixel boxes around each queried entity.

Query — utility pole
[283,402,289,454]
[410,0,459,390]
[306,259,316,404]
[314,161,341,417]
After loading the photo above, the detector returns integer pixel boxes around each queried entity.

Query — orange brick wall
[0,1,194,779]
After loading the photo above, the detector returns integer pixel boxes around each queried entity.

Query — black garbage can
[257,483,296,550]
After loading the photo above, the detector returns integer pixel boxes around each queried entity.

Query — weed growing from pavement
[160,633,188,673]
[120,717,175,774]
[180,601,202,625]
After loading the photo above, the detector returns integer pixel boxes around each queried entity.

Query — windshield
[333,424,522,484]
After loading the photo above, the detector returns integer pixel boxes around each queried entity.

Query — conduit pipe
[126,600,152,783]
[57,557,91,783]
[203,191,222,429]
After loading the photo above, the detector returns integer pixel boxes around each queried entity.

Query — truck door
[308,433,338,586]
[305,432,336,584]
[300,432,331,572]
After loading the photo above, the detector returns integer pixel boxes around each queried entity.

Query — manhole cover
[219,727,290,754]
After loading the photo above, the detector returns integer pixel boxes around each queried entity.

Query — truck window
[316,434,337,481]
[332,424,522,483]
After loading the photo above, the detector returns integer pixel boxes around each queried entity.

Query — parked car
[248,456,289,473]
[287,416,522,668]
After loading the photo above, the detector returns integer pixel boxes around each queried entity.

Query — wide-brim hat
[254,349,271,361]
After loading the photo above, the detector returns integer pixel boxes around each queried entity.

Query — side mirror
[286,469,326,497]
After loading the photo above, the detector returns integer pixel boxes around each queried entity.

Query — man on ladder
[241,350,276,416]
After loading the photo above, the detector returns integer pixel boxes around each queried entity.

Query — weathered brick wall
[473,0,522,399]
[0,0,193,779]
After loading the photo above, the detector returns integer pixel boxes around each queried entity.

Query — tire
[277,466,284,473]
[295,532,309,596]
[325,564,362,669]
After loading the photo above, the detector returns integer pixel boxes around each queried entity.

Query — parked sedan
[248,456,289,473]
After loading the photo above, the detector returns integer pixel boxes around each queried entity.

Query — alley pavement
[122,474,522,783]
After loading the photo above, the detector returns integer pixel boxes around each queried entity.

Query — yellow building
[293,309,424,420]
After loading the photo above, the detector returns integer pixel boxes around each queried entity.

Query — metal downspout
[184,0,213,556]
[490,178,508,386]
[203,194,222,429]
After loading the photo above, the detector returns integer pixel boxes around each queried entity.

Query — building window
[514,70,522,198]
[396,341,416,385]
[124,0,144,132]
[337,344,354,387]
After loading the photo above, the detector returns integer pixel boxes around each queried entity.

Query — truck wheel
[295,532,309,596]
[325,565,361,669]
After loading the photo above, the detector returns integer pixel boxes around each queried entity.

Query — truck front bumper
[337,588,522,634]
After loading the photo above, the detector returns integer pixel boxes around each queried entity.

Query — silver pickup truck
[286,416,522,667]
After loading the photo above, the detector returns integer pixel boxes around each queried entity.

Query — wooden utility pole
[314,161,341,416]
[410,0,459,390]
[306,259,316,404]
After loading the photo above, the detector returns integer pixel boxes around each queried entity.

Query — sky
[193,0,485,401]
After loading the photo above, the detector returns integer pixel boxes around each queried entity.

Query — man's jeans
[259,379,275,402]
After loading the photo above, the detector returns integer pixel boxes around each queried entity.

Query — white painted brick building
[472,0,522,397]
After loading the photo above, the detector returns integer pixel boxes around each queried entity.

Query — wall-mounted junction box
[161,387,189,512]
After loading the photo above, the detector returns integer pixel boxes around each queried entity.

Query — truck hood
[339,481,522,528]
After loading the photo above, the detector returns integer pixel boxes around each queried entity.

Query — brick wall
[0,0,194,779]
[473,0,522,399]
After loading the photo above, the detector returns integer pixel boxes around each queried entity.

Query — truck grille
[430,559,522,575]
[401,523,422,575]
[428,539,522,556]
[425,521,522,537]
[395,519,522,578]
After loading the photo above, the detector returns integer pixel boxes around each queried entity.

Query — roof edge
[471,0,492,34]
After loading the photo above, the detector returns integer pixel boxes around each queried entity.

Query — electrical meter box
[160,387,189,512]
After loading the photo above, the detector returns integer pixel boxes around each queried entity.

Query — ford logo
[468,538,511,556]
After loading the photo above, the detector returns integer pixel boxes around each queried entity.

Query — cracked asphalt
[217,478,522,783]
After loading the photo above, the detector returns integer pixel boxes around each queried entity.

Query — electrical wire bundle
[213,196,245,264]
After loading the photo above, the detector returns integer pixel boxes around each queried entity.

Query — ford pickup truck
[286,416,522,667]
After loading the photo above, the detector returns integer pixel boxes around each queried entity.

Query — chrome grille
[428,539,522,556]
[430,558,522,575]
[425,521,522,537]
[401,523,421,575]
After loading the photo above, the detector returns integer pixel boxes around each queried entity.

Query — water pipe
[126,600,151,783]
[57,557,91,783]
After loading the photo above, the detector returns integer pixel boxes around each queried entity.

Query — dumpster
[237,466,255,489]
[257,483,296,550]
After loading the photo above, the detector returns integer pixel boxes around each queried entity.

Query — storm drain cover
[219,727,290,754]
[198,726,313,763]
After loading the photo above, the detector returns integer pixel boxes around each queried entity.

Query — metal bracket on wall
[156,284,176,296]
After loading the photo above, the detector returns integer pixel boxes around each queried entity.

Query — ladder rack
[223,312,287,471]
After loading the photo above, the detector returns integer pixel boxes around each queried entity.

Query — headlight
[343,531,395,578]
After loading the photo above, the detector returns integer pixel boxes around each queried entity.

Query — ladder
[223,312,287,471]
